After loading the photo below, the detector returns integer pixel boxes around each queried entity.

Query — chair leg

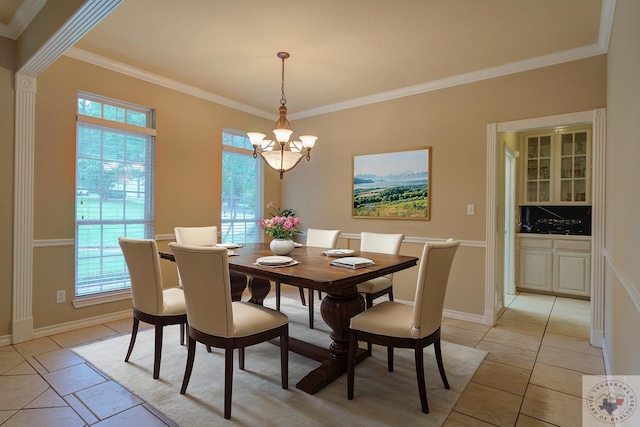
[224,345,234,419]
[347,330,357,400]
[153,320,163,379]
[299,287,307,306]
[180,335,196,394]
[281,329,289,389]
[388,288,394,302]
[414,345,429,414]
[238,347,245,370]
[275,281,281,311]
[180,322,185,345]
[365,295,374,355]
[434,338,450,389]
[308,288,314,329]
[124,317,139,362]
[387,346,394,372]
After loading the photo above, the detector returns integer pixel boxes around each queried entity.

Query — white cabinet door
[519,249,553,292]
[554,251,591,296]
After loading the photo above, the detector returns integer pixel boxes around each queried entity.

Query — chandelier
[248,52,317,179]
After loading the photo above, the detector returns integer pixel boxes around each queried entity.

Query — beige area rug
[73,296,486,426]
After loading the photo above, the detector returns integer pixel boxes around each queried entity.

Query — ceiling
[3,0,610,120]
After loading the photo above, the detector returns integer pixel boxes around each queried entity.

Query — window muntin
[75,93,155,297]
[221,128,262,243]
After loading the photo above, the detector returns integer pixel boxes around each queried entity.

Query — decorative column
[12,74,36,343]
[590,108,606,347]
[484,123,497,325]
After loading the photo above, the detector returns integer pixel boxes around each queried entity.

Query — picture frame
[353,147,431,220]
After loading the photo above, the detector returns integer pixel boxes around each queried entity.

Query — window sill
[72,290,132,308]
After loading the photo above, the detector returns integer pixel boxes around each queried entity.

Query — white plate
[215,243,243,249]
[256,256,294,266]
[323,249,355,257]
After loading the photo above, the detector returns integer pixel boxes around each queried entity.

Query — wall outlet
[467,204,475,215]
[56,290,66,303]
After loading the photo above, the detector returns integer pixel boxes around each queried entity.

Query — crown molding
[63,0,615,120]
[290,43,606,120]
[64,47,274,120]
[0,0,46,40]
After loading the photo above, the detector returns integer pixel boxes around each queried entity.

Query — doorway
[486,109,606,348]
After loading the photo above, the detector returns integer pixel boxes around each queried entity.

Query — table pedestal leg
[229,272,247,302]
[295,286,366,394]
[247,277,271,305]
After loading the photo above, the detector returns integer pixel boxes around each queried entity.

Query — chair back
[175,226,218,246]
[118,238,164,316]
[306,228,340,248]
[360,232,404,281]
[360,232,404,254]
[412,239,460,337]
[168,243,234,337]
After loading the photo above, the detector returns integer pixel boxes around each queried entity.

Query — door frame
[485,109,606,348]
[503,146,517,296]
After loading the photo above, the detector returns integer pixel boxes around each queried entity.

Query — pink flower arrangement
[259,203,301,239]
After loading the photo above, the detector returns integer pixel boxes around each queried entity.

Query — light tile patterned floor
[0,291,601,426]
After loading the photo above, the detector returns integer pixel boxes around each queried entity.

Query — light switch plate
[467,204,475,215]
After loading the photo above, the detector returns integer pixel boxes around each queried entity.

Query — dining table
[161,242,418,394]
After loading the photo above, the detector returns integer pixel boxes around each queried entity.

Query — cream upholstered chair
[169,243,289,420]
[275,228,340,329]
[357,232,405,308]
[357,232,404,354]
[174,226,217,287]
[118,237,187,379]
[347,239,460,414]
[174,225,218,246]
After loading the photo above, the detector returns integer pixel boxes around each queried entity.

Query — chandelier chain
[280,55,286,107]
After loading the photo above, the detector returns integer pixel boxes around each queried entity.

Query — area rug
[73,296,486,426]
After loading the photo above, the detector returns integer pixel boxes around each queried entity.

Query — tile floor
[0,291,602,426]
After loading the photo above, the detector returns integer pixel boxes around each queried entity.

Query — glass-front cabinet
[522,127,591,205]
[525,134,552,203]
[559,130,589,203]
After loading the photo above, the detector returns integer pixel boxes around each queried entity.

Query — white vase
[270,238,295,256]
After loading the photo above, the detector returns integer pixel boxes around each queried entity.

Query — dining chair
[357,232,404,354]
[118,237,187,380]
[347,239,460,414]
[174,225,217,246]
[275,228,340,329]
[169,243,289,420]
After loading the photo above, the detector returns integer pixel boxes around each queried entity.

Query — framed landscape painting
[353,147,431,220]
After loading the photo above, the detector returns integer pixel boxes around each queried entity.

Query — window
[221,128,262,243]
[75,92,156,297]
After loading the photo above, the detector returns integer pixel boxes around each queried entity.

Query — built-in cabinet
[523,128,591,205]
[517,234,591,297]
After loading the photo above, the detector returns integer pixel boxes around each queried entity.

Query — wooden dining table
[161,242,418,394]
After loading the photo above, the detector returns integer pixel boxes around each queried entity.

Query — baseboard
[32,309,132,339]
[443,308,486,325]
[0,335,11,347]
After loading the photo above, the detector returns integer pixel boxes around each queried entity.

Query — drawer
[518,238,553,249]
[555,240,591,251]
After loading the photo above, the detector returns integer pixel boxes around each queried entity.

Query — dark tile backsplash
[520,205,591,235]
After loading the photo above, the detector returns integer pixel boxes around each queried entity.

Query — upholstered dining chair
[275,228,340,329]
[169,243,289,420]
[174,225,218,246]
[347,239,460,414]
[118,237,187,380]
[357,232,404,354]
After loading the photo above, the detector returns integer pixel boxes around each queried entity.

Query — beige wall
[29,56,278,329]
[0,37,16,336]
[287,56,606,314]
[604,0,640,374]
